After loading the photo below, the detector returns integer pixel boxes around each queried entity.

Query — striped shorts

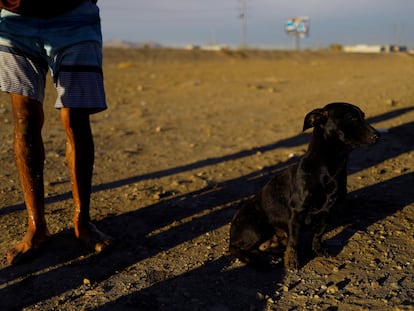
[0,1,107,112]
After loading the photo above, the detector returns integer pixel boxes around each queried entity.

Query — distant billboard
[285,17,310,37]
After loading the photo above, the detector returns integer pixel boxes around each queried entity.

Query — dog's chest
[320,171,338,199]
[301,169,340,223]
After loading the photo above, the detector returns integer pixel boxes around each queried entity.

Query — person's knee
[61,108,92,136]
[10,94,44,135]
[61,108,94,157]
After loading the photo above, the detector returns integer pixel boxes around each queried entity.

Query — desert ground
[0,48,414,310]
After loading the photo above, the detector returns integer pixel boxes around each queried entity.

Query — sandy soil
[0,48,414,310]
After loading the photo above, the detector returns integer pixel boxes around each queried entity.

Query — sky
[98,0,414,49]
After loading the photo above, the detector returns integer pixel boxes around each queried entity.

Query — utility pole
[239,0,247,48]
[395,21,401,46]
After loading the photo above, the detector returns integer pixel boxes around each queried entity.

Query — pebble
[326,285,339,294]
[384,98,397,106]
[370,281,380,289]
[390,282,399,289]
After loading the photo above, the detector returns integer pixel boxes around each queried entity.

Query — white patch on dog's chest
[302,172,339,225]
[320,170,339,205]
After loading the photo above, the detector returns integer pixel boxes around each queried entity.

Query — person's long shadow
[1,107,414,310]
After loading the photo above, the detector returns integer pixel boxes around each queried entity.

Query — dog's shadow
[325,171,414,257]
[97,255,286,311]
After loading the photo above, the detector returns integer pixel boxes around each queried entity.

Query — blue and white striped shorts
[0,1,107,112]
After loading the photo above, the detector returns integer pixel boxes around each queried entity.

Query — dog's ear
[303,108,328,131]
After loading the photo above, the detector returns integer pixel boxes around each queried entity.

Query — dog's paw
[284,247,299,272]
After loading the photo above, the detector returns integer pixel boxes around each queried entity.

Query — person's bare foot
[74,222,113,253]
[7,228,51,264]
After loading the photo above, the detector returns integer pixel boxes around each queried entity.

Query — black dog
[229,102,380,272]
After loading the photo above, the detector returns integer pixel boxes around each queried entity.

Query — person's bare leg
[61,108,112,252]
[7,93,51,264]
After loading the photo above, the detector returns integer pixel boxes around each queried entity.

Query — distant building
[343,45,382,53]
[381,45,407,52]
[343,44,407,53]
[200,45,228,51]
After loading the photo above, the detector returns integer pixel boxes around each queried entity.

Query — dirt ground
[1,48,414,310]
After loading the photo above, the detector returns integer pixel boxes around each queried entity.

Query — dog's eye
[346,114,361,122]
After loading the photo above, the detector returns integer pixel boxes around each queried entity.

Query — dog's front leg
[311,215,328,256]
[284,212,301,272]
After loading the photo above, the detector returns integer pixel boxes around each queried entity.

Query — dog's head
[303,102,380,148]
